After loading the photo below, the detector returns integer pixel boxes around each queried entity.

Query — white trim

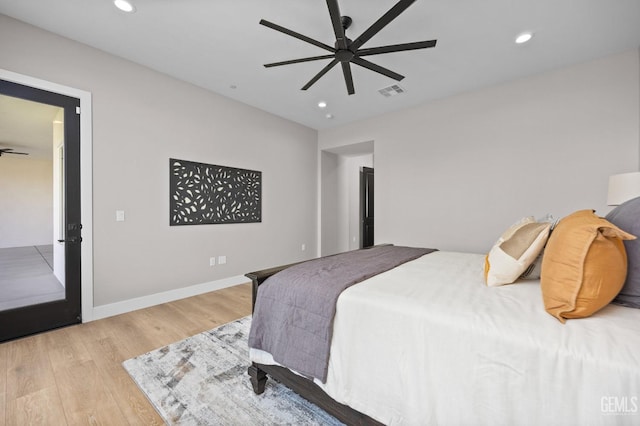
[0,68,94,322]
[91,275,249,321]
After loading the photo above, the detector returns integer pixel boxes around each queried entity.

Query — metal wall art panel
[170,158,262,225]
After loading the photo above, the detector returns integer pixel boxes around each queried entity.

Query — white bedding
[251,251,640,425]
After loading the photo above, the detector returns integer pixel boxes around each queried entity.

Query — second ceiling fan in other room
[260,0,437,95]
[0,148,29,157]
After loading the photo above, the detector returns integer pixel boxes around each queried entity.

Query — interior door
[0,78,82,342]
[360,166,374,248]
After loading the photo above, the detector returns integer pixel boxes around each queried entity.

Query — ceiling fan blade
[260,19,335,53]
[351,57,404,81]
[301,59,340,90]
[357,39,437,57]
[326,0,348,50]
[0,148,28,156]
[350,0,416,51]
[341,62,355,95]
[265,54,336,68]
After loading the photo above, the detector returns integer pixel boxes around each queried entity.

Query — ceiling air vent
[378,84,405,98]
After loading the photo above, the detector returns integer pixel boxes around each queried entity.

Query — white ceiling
[0,0,639,130]
[0,94,61,160]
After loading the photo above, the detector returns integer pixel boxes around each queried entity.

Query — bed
[245,209,640,425]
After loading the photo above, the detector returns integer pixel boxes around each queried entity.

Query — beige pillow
[541,210,636,323]
[484,217,552,287]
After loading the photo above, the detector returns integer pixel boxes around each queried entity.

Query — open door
[0,78,82,341]
[360,167,374,248]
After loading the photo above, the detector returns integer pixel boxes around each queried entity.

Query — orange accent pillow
[541,210,636,323]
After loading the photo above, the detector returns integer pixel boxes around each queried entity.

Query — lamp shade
[607,172,640,206]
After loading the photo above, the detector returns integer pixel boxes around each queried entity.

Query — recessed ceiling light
[114,0,136,13]
[318,101,327,109]
[515,32,533,44]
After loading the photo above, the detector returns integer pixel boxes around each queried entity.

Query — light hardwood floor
[0,282,252,425]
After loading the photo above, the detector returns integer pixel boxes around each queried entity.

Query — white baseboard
[89,275,249,322]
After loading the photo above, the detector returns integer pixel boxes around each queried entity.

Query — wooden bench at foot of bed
[245,254,384,426]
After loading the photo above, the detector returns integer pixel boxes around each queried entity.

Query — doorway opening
[0,95,65,311]
[320,141,374,256]
[360,166,374,248]
[0,72,92,341]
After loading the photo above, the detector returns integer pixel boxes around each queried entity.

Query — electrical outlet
[218,255,227,265]
[301,244,306,251]
[209,257,216,267]
[116,210,125,222]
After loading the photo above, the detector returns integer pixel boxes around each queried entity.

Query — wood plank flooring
[0,282,252,425]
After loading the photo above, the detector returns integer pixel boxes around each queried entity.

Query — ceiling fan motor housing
[341,15,352,30]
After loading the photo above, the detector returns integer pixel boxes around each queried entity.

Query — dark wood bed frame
[246,260,384,426]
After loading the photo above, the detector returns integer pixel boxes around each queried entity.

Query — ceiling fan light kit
[260,0,437,95]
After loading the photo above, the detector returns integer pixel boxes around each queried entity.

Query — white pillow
[484,217,552,287]
[519,214,558,280]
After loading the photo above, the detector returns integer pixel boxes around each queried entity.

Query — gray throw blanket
[248,245,436,382]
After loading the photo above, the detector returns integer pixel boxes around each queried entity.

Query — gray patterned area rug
[123,316,343,425]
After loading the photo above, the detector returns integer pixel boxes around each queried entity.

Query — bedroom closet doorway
[0,78,82,342]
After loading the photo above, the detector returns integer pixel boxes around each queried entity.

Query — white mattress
[251,251,640,425]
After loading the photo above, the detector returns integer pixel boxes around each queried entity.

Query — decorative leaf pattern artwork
[170,159,261,225]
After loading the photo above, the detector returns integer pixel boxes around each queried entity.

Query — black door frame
[0,78,83,341]
[360,166,374,248]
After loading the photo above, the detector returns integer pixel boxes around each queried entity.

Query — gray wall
[0,15,318,306]
[319,50,640,253]
[3,13,638,307]
[0,156,53,248]
[320,151,340,256]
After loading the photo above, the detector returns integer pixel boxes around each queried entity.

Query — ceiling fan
[260,0,437,95]
[0,148,29,157]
